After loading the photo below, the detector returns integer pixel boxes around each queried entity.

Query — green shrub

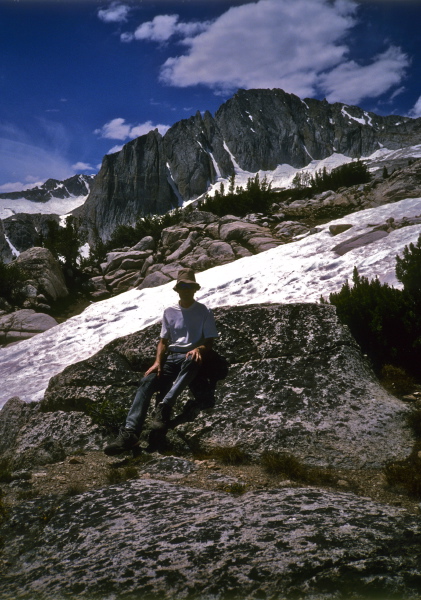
[292,160,371,194]
[200,174,275,218]
[0,259,29,305]
[396,233,421,300]
[107,465,139,484]
[384,443,421,499]
[380,364,415,397]
[261,451,306,478]
[42,216,81,270]
[107,208,186,250]
[0,458,12,484]
[328,267,416,374]
[86,398,130,433]
[261,451,335,486]
[0,489,9,526]
[407,410,421,439]
[224,482,248,495]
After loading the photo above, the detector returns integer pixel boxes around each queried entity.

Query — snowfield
[1,196,421,409]
[0,194,88,220]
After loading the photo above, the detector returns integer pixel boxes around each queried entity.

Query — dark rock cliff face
[41,303,413,470]
[79,88,421,241]
[2,213,60,253]
[77,131,180,241]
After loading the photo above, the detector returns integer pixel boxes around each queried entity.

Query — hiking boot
[104,427,139,456]
[151,402,171,431]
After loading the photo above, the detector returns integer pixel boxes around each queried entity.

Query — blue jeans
[125,353,215,434]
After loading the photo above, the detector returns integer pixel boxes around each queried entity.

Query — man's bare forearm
[156,338,168,362]
[145,338,168,376]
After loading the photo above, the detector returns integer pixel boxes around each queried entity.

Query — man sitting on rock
[104,268,219,456]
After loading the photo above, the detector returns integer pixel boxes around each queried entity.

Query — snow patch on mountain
[202,144,421,202]
[0,195,88,220]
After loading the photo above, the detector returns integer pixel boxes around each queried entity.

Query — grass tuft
[210,445,250,465]
[62,484,85,498]
[107,465,139,485]
[261,451,336,486]
[0,458,12,484]
[384,442,421,499]
[380,364,416,397]
[407,410,421,439]
[224,482,247,496]
[0,490,9,526]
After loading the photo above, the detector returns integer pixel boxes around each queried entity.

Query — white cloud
[134,14,179,42]
[95,117,130,140]
[72,162,96,172]
[95,118,170,141]
[107,145,124,155]
[159,0,357,97]
[319,46,409,104]
[122,13,209,44]
[409,96,421,118]
[0,180,44,194]
[115,0,407,107]
[0,136,74,190]
[98,3,130,23]
[390,86,406,101]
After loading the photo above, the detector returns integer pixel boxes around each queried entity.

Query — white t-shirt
[160,301,218,352]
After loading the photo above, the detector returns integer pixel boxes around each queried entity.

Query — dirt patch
[2,449,420,516]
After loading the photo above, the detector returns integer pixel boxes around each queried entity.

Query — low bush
[224,482,248,495]
[86,398,131,433]
[380,364,416,397]
[0,259,29,305]
[107,207,186,250]
[200,174,276,217]
[261,451,306,478]
[0,458,12,484]
[210,445,250,465]
[384,442,421,499]
[327,264,421,379]
[261,451,336,486]
[0,489,8,527]
[407,410,421,439]
[107,465,139,485]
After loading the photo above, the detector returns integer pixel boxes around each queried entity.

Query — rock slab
[41,303,414,469]
[0,479,420,600]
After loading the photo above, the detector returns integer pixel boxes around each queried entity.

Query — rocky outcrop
[89,211,281,297]
[0,309,58,345]
[0,219,14,263]
[0,396,104,470]
[41,304,413,470]
[1,479,420,600]
[78,88,421,241]
[2,213,60,254]
[77,131,180,241]
[1,303,419,599]
[369,156,421,204]
[15,247,68,303]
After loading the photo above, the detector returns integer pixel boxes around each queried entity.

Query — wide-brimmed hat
[173,268,201,291]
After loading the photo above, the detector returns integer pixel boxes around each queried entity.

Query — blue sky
[0,0,420,193]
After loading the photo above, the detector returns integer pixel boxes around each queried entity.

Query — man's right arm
[145,338,169,376]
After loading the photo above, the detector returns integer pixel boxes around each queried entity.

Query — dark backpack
[200,349,230,381]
